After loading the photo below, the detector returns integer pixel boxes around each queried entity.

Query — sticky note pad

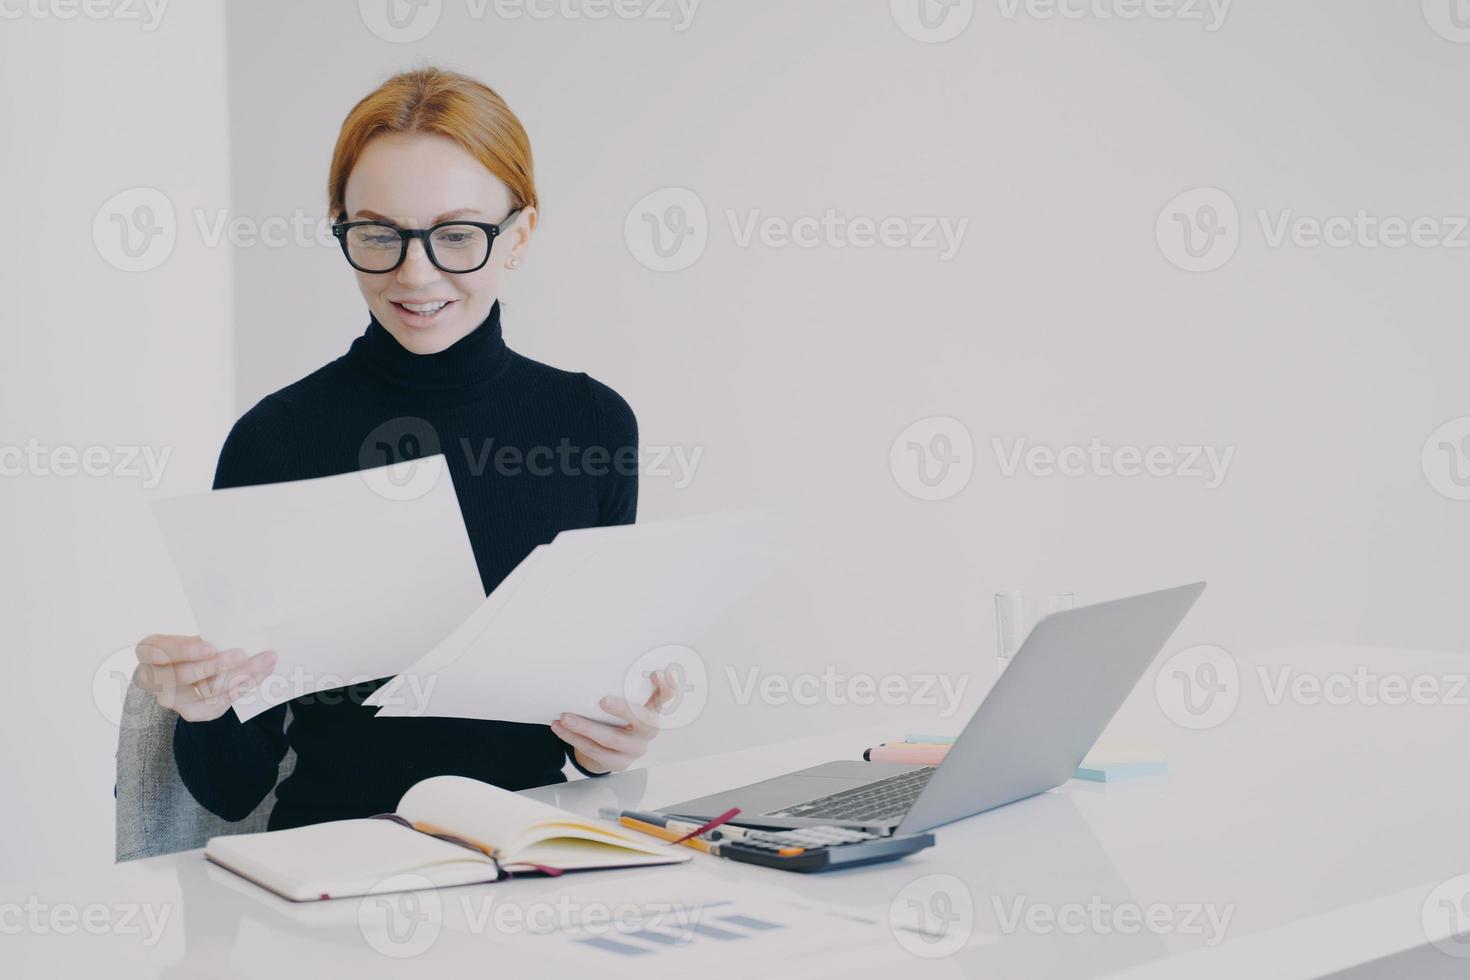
[1073,760,1168,783]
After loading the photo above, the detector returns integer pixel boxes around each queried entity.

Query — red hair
[328,66,537,219]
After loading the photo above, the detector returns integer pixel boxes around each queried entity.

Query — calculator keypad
[733,826,880,850]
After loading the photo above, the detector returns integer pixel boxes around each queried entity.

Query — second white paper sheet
[368,511,792,725]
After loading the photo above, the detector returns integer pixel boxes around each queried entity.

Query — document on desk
[150,455,484,721]
[482,872,917,978]
[366,510,793,726]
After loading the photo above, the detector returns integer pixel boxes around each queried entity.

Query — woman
[131,67,674,831]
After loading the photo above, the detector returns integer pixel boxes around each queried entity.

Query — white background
[3,0,1468,882]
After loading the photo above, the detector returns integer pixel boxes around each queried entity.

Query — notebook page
[395,775,675,863]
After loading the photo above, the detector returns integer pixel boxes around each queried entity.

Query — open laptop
[662,582,1205,835]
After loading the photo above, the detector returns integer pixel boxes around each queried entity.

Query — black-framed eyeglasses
[331,209,521,274]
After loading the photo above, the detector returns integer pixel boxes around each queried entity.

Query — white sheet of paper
[150,455,485,721]
[363,513,738,712]
[368,511,792,725]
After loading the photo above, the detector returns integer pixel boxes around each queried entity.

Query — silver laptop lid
[896,581,1205,835]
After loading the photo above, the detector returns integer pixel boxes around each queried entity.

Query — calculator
[702,824,935,873]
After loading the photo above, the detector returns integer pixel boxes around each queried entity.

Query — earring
[509,257,521,269]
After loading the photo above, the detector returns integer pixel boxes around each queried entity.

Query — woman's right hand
[133,634,276,722]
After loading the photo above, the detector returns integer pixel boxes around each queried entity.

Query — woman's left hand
[551,669,679,774]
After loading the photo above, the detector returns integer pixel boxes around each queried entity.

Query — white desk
[8,642,1470,978]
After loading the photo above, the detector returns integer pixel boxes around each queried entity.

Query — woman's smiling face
[341,132,534,355]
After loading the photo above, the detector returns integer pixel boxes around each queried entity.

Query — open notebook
[205,775,689,901]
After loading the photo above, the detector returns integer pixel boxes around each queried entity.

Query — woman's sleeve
[173,705,290,820]
[172,395,296,819]
[586,376,639,528]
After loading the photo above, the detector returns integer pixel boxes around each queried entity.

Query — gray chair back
[114,675,295,861]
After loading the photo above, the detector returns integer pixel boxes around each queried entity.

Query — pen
[617,816,715,854]
[610,808,703,832]
[601,808,806,858]
[611,807,745,841]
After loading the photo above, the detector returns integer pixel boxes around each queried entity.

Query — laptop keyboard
[765,766,936,822]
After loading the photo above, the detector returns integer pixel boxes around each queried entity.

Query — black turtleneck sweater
[173,301,636,829]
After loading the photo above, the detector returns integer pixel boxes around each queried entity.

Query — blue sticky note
[1073,760,1168,783]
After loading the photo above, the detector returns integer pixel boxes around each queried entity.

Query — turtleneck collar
[348,300,512,398]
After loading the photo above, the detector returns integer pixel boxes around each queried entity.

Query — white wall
[219,0,1470,766]
[0,3,234,878]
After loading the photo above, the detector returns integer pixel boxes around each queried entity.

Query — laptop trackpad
[661,760,918,819]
